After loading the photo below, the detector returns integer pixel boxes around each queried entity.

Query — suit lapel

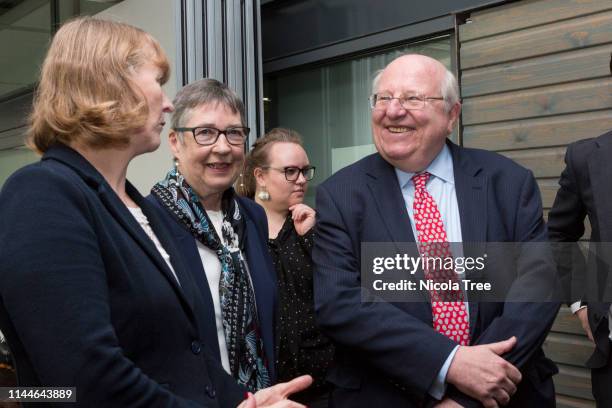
[449,141,487,338]
[102,183,197,318]
[153,196,222,357]
[366,154,416,245]
[136,190,198,319]
[365,154,430,315]
[450,142,487,244]
[589,136,612,242]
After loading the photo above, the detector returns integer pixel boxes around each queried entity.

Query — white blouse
[128,206,180,285]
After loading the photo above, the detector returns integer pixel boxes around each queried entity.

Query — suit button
[205,385,216,398]
[191,340,201,355]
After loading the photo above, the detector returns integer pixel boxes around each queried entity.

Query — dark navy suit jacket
[146,192,278,382]
[312,141,560,407]
[0,145,246,407]
[548,130,612,369]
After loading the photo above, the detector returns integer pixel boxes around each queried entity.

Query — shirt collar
[395,143,454,189]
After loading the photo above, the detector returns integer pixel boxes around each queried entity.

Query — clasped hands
[435,336,521,408]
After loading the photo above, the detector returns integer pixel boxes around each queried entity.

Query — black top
[267,216,334,402]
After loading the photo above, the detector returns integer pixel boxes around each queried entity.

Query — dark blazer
[312,141,560,408]
[0,145,245,407]
[548,130,612,368]
[146,192,278,382]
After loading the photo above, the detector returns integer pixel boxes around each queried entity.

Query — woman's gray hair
[371,62,460,113]
[171,78,246,130]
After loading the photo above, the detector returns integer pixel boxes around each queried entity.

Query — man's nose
[385,98,408,119]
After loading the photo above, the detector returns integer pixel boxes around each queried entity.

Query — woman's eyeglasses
[173,126,249,146]
[262,166,316,181]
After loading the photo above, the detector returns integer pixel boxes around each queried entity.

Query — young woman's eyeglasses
[262,166,316,181]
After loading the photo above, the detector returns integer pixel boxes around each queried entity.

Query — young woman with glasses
[237,129,335,408]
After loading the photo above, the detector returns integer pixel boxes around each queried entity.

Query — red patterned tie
[412,172,470,345]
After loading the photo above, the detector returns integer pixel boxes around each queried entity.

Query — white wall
[98,0,180,194]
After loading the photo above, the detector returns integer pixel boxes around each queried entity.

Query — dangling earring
[257,187,270,201]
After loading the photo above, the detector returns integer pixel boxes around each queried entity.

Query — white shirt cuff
[570,301,586,314]
[429,345,460,400]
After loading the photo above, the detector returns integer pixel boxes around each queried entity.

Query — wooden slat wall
[459,0,612,406]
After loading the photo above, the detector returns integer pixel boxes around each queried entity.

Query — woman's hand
[239,392,257,408]
[433,397,464,407]
[289,204,316,236]
[237,375,312,408]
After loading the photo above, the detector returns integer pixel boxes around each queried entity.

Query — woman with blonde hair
[0,17,308,408]
[238,129,334,407]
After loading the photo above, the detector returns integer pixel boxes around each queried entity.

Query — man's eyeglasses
[173,126,250,146]
[369,93,444,111]
[262,166,316,182]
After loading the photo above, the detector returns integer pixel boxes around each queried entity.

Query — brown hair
[236,127,303,198]
[27,16,170,154]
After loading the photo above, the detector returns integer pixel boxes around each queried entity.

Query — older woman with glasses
[0,17,309,408]
[237,129,334,408]
[148,78,278,395]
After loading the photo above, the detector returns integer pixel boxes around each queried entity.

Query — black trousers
[592,339,612,408]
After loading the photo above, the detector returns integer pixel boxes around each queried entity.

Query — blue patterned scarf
[152,168,270,391]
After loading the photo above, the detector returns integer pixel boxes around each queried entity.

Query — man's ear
[447,102,462,134]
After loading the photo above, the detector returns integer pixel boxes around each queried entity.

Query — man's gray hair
[171,78,246,130]
[440,69,460,112]
[371,62,460,113]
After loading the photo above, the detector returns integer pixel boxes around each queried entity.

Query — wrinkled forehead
[182,101,241,126]
[376,60,444,95]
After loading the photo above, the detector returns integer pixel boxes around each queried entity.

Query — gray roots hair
[171,78,246,130]
[371,63,460,112]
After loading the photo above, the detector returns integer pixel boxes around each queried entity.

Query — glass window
[0,0,52,100]
[263,36,452,206]
[0,0,121,101]
[0,0,122,187]
[58,0,121,24]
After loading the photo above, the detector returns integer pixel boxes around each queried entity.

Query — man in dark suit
[548,127,612,406]
[312,54,559,408]
[547,55,612,407]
